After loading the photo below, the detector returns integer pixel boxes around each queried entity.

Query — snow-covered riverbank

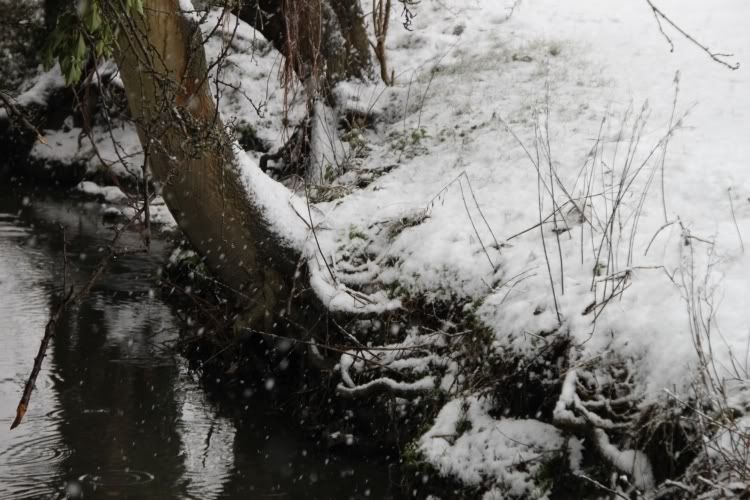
[320,1,750,497]
[7,0,750,497]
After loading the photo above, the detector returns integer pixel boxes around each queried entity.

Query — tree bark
[43,0,66,35]
[112,0,300,328]
[327,0,372,81]
[235,0,373,95]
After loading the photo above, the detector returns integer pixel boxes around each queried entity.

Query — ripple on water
[0,427,71,499]
[0,225,50,322]
[79,469,155,487]
[0,429,72,467]
[0,216,28,237]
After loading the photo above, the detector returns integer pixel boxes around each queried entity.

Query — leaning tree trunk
[112,0,300,328]
[235,0,373,98]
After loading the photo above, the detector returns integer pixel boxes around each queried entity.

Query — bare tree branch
[0,90,47,144]
[645,0,740,70]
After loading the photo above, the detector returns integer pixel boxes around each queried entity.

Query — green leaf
[76,34,86,59]
[86,7,101,32]
[92,2,102,29]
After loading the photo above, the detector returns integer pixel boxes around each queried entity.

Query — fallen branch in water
[11,199,153,430]
[11,281,73,429]
[11,227,70,429]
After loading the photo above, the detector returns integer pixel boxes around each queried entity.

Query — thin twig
[645,0,740,70]
[575,474,630,500]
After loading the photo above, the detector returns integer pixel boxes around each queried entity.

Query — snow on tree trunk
[113,0,304,328]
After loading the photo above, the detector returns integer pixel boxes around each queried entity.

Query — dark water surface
[0,188,395,499]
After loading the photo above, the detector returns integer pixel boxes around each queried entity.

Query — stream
[0,186,396,499]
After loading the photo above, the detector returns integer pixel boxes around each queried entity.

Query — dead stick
[11,287,73,429]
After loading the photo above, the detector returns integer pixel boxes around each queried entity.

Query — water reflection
[0,189,395,499]
[0,206,66,499]
[176,363,236,499]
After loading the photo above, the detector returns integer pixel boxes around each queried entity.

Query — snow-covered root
[337,375,435,398]
[334,327,452,399]
[236,142,401,315]
[308,258,401,314]
[590,429,654,492]
[301,210,403,315]
[553,352,655,493]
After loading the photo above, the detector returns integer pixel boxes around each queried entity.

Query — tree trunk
[43,0,66,35]
[112,0,301,328]
[326,0,372,82]
[235,0,373,95]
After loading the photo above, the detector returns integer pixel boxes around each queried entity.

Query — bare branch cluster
[397,0,419,31]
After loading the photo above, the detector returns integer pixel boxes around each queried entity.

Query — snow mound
[420,396,564,498]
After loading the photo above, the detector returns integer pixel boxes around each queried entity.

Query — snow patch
[76,181,127,203]
[420,396,564,498]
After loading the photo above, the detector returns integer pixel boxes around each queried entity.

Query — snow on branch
[336,375,435,398]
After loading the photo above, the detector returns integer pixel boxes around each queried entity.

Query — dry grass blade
[727,187,744,253]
